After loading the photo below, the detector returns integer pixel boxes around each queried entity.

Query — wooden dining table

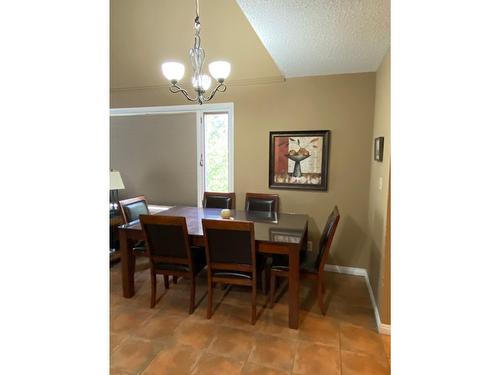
[118,206,308,329]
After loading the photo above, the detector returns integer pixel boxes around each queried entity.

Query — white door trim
[110,103,234,116]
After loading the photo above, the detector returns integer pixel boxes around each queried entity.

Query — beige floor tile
[248,333,297,373]
[340,324,386,359]
[341,350,389,375]
[328,302,377,330]
[110,309,158,335]
[241,362,290,375]
[110,368,134,375]
[381,334,390,359]
[173,319,217,349]
[293,341,341,375]
[207,325,256,361]
[141,343,202,375]
[110,336,160,374]
[190,352,244,375]
[132,313,185,343]
[298,314,340,346]
[255,308,301,341]
[110,333,128,353]
[110,265,387,374]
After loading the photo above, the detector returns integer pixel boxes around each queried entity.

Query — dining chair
[203,192,236,209]
[202,218,260,324]
[118,195,150,255]
[119,196,179,285]
[245,193,279,214]
[269,206,340,315]
[139,215,207,312]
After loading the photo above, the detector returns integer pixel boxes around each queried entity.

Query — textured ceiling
[235,0,390,77]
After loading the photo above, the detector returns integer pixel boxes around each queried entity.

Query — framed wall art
[269,130,330,190]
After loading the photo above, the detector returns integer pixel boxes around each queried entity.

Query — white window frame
[110,103,234,207]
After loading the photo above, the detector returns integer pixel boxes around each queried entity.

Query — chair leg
[269,272,276,308]
[264,266,270,294]
[163,274,169,289]
[150,271,157,308]
[251,281,257,325]
[317,277,326,315]
[189,275,196,314]
[207,281,213,319]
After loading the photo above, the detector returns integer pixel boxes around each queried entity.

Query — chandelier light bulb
[162,62,185,82]
[209,61,231,81]
[192,74,212,91]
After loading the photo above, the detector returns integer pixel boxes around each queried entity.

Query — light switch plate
[378,177,383,190]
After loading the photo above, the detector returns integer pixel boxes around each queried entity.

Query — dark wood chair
[245,193,279,214]
[119,196,180,285]
[203,192,236,209]
[269,206,340,315]
[202,218,260,324]
[119,195,150,255]
[139,215,207,312]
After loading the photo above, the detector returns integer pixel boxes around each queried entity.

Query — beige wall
[111,73,376,268]
[367,49,391,323]
[110,113,198,206]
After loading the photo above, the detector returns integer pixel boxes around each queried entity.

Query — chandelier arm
[204,82,227,101]
[169,84,198,102]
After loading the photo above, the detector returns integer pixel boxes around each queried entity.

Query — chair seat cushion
[132,240,146,253]
[212,271,252,280]
[271,251,319,273]
[155,246,206,275]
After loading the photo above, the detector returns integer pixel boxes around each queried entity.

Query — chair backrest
[139,215,192,268]
[119,195,150,223]
[203,192,236,209]
[245,193,279,214]
[202,219,256,271]
[316,206,341,271]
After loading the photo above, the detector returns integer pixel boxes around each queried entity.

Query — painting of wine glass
[269,130,330,190]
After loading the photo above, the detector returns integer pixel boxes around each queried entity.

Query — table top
[120,206,308,245]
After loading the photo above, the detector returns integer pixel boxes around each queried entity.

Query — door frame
[110,103,234,207]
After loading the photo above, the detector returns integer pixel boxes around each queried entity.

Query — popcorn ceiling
[235,0,390,77]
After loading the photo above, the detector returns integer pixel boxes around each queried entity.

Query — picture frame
[269,130,330,190]
[374,137,384,162]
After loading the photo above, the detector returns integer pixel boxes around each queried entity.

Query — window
[203,113,229,192]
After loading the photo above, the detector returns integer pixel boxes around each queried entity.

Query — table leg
[288,248,300,329]
[119,229,135,298]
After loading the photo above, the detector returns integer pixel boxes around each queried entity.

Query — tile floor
[110,258,390,374]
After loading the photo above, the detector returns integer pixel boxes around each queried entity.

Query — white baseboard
[379,323,391,335]
[324,264,390,336]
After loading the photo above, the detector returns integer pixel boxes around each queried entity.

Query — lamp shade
[162,62,185,82]
[110,171,125,190]
[209,61,231,81]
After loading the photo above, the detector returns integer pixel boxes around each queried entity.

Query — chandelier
[161,0,231,105]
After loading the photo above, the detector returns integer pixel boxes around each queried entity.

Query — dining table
[118,205,309,329]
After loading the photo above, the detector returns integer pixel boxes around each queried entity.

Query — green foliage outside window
[205,114,228,192]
